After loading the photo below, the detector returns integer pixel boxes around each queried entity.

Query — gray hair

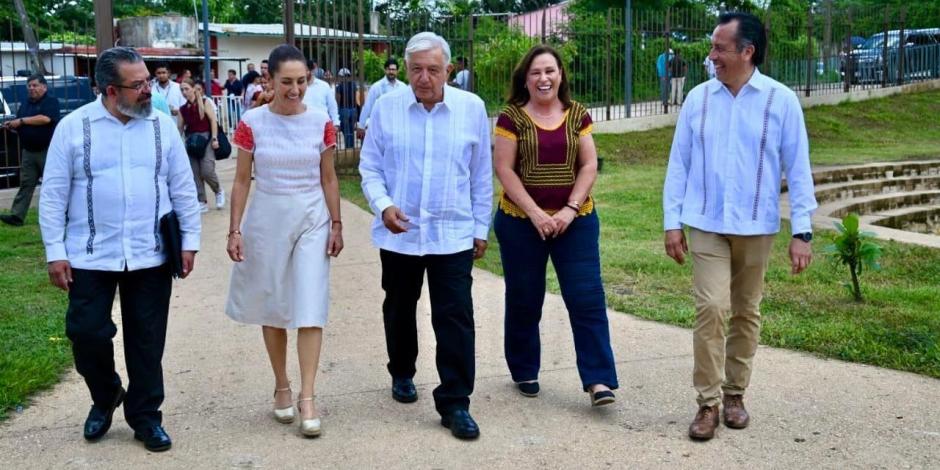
[95,47,144,88]
[404,32,451,65]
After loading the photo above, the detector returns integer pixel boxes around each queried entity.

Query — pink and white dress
[225,105,337,328]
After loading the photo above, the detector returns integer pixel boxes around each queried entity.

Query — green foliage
[356,49,388,84]
[0,211,71,420]
[45,32,94,46]
[824,213,883,301]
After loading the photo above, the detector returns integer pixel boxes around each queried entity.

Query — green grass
[0,210,71,420]
[341,89,940,378]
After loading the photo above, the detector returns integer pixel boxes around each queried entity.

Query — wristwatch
[792,232,813,243]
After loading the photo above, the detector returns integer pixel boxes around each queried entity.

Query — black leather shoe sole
[134,433,172,452]
[83,388,126,441]
[590,390,616,407]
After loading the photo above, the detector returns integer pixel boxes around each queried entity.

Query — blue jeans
[339,107,357,148]
[494,209,618,391]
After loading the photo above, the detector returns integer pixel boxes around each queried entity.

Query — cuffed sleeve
[780,93,817,235]
[38,122,72,263]
[470,103,494,240]
[166,125,202,251]
[663,99,694,231]
[358,102,393,216]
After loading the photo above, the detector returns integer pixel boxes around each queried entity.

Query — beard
[117,94,152,119]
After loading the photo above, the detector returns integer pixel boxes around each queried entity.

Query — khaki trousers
[689,228,774,406]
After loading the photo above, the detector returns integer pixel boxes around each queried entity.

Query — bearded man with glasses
[39,47,201,452]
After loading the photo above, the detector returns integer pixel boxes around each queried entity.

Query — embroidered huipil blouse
[663,68,817,235]
[494,101,595,218]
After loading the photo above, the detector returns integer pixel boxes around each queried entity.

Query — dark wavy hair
[507,45,571,109]
[719,12,767,67]
[267,44,307,76]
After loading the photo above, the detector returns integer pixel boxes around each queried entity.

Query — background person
[226,44,343,438]
[179,79,224,212]
[356,58,405,140]
[492,44,618,406]
[1,74,60,227]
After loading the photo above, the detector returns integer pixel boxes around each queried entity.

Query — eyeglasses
[112,81,151,93]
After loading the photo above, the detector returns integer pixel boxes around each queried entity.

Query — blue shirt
[15,92,60,150]
[663,69,817,236]
[656,52,673,78]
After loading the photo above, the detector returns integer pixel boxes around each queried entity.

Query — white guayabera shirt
[663,68,817,236]
[359,85,492,256]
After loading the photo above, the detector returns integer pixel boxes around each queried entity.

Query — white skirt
[225,188,331,329]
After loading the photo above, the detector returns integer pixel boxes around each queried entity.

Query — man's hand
[789,238,812,275]
[355,128,365,140]
[47,261,72,292]
[382,206,410,234]
[664,229,688,265]
[180,251,196,278]
[472,238,487,260]
[7,118,23,129]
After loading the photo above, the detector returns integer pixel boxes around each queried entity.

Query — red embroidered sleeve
[323,121,337,149]
[232,120,254,152]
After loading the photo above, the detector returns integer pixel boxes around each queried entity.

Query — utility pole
[94,0,114,57]
[13,0,48,74]
[202,0,211,86]
[284,1,295,44]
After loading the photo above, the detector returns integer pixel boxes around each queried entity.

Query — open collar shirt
[359,85,493,256]
[150,79,186,109]
[663,68,817,236]
[301,78,340,127]
[39,97,201,271]
[357,77,406,129]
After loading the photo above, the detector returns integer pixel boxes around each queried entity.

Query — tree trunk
[850,261,863,302]
[12,0,48,75]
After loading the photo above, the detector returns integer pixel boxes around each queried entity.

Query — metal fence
[2,3,940,186]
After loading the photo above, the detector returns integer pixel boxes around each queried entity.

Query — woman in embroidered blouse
[493,44,619,406]
[225,44,343,438]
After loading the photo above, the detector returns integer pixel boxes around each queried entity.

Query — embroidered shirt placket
[751,89,777,221]
[153,120,163,252]
[699,92,709,215]
[82,117,95,254]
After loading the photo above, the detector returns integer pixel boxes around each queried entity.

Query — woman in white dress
[225,44,343,438]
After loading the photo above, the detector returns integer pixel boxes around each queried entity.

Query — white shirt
[357,77,406,129]
[454,69,470,90]
[301,78,340,127]
[150,79,186,109]
[703,57,717,79]
[359,85,493,256]
[39,97,201,271]
[663,68,817,236]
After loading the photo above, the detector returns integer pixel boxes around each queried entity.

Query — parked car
[841,28,940,84]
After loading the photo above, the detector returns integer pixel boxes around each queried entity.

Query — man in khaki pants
[662,12,818,441]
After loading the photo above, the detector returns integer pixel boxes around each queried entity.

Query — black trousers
[380,249,475,415]
[65,264,172,430]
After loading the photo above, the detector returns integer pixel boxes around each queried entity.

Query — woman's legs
[297,327,323,419]
[262,326,291,409]
[188,155,207,203]
[549,212,619,392]
[200,145,222,195]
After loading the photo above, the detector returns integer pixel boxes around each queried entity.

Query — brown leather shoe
[688,405,719,440]
[722,394,750,429]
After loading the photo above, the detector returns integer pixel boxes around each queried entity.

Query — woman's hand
[211,139,220,150]
[551,206,578,237]
[327,224,344,257]
[227,232,245,262]
[527,208,558,240]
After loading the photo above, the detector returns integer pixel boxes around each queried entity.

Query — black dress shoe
[0,214,24,227]
[391,377,417,403]
[517,381,539,397]
[134,425,172,452]
[83,387,126,441]
[440,409,480,440]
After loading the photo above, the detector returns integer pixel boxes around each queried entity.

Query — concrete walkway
[1,160,938,469]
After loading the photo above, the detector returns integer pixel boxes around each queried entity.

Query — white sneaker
[215,190,225,209]
[199,203,209,213]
